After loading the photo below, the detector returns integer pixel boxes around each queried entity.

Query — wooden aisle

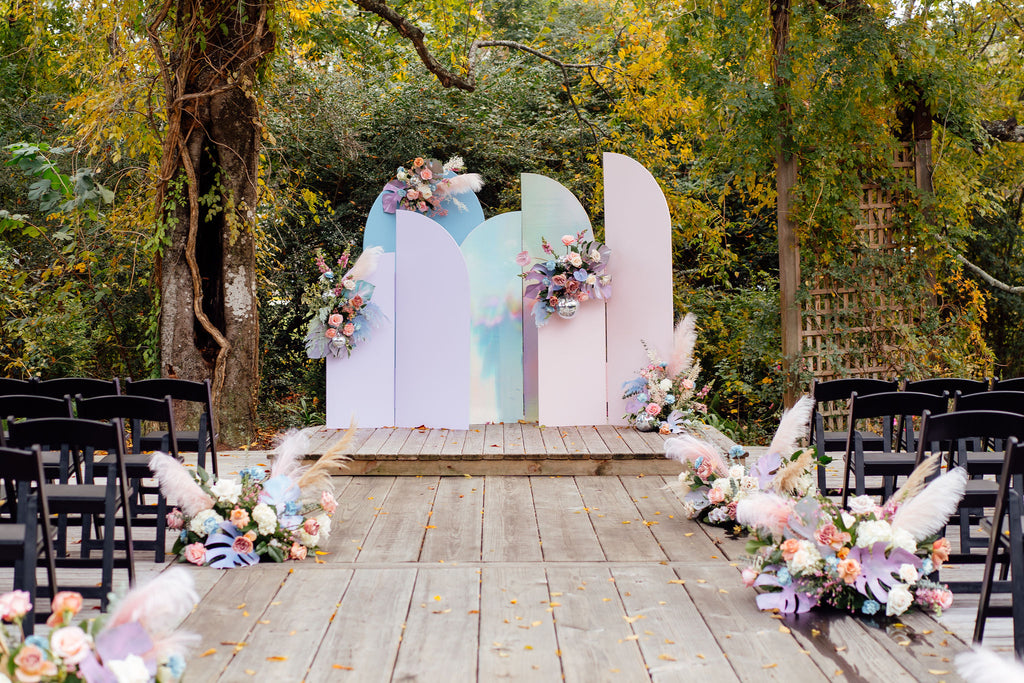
[164,473,968,683]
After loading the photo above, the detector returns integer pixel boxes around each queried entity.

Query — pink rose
[682,379,695,390]
[937,589,953,610]
[515,250,531,267]
[575,291,588,302]
[417,201,428,212]
[551,274,567,287]
[50,591,82,618]
[184,542,207,566]
[548,296,559,307]
[565,280,580,293]
[707,487,725,504]
[645,403,661,416]
[726,501,738,519]
[406,189,421,200]
[232,535,254,555]
[14,644,57,681]
[328,313,343,327]
[696,459,714,480]
[325,328,337,339]
[350,295,364,308]
[741,567,759,587]
[50,626,92,665]
[419,168,433,180]
[230,507,250,529]
[166,508,185,530]
[303,518,321,535]
[0,590,32,621]
[343,323,355,336]
[815,523,851,551]
[321,491,338,515]
[561,234,575,246]
[290,543,308,561]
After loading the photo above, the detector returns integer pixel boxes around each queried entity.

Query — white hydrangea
[739,476,759,493]
[886,583,914,616]
[208,477,242,505]
[728,465,746,480]
[189,509,223,538]
[659,379,673,392]
[848,495,877,515]
[252,503,278,536]
[855,520,893,548]
[891,528,918,554]
[789,542,823,574]
[108,654,149,683]
[299,528,321,547]
[712,477,731,494]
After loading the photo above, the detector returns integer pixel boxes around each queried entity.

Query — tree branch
[980,118,1024,144]
[951,248,1024,295]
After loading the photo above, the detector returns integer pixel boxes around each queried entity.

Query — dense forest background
[1,0,1022,445]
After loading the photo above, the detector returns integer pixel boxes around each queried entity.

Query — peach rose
[932,538,951,568]
[561,234,575,246]
[325,328,337,339]
[289,543,308,561]
[244,530,258,542]
[50,625,92,665]
[14,644,58,681]
[328,313,343,327]
[837,557,861,584]
[184,542,207,566]
[708,487,726,504]
[406,189,420,200]
[230,507,250,529]
[780,538,802,561]
[50,591,83,618]
[343,323,355,336]
[232,536,254,555]
[419,168,433,180]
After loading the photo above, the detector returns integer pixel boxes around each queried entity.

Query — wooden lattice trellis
[801,144,920,385]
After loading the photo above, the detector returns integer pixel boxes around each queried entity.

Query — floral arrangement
[381,156,484,217]
[622,313,708,432]
[736,453,966,618]
[0,569,198,682]
[151,429,351,568]
[669,396,825,529]
[519,232,611,326]
[304,246,386,359]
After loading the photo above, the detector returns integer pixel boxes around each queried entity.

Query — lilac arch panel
[394,211,471,429]
[462,212,525,424]
[603,153,674,425]
[325,253,396,428]
[520,173,608,426]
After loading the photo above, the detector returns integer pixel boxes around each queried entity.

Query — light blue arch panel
[462,211,525,424]
[363,191,486,253]
[394,211,471,429]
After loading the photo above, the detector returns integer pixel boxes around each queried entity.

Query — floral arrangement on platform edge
[381,156,484,216]
[622,313,710,433]
[668,395,828,530]
[152,428,353,568]
[0,569,198,682]
[519,231,611,326]
[735,453,966,618]
[304,246,386,359]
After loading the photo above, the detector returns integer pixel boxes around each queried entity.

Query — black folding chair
[76,394,179,562]
[0,378,37,395]
[810,378,899,491]
[0,445,58,635]
[953,391,1024,474]
[904,377,990,397]
[125,378,219,476]
[5,417,135,609]
[915,409,1024,571]
[973,436,1024,656]
[0,394,76,484]
[34,377,121,401]
[993,377,1024,392]
[841,391,948,506]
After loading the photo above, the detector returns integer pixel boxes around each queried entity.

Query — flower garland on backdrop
[381,156,484,217]
[519,232,612,326]
[152,428,353,568]
[0,569,198,682]
[667,395,826,530]
[622,313,710,433]
[304,246,386,359]
[735,453,966,618]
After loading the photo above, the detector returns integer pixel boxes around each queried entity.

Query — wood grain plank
[547,566,649,683]
[420,476,484,562]
[539,426,568,457]
[521,424,547,457]
[177,567,292,681]
[558,426,590,459]
[398,426,430,456]
[391,567,481,683]
[461,425,486,456]
[612,565,741,683]
[304,567,417,683]
[483,423,505,459]
[595,424,634,454]
[441,429,468,457]
[856,609,968,682]
[219,567,354,681]
[355,428,394,456]
[502,422,525,456]
[327,477,397,563]
[479,566,562,681]
[419,428,449,457]
[575,476,666,561]
[679,563,830,681]
[378,427,413,455]
[638,429,671,453]
[482,476,543,562]
[615,426,656,454]
[577,425,612,456]
[530,476,604,561]
[357,477,439,562]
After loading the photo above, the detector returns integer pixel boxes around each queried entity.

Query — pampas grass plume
[105,567,198,636]
[664,434,725,475]
[148,452,214,517]
[891,467,968,541]
[667,313,697,378]
[768,395,814,457]
[736,492,793,537]
[271,428,310,480]
[955,646,1024,683]
[344,246,383,282]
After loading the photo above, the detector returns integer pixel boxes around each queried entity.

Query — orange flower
[836,546,850,559]
[932,538,951,568]
[836,557,861,585]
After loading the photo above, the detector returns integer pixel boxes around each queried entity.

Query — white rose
[789,543,823,574]
[886,583,914,616]
[855,520,893,548]
[421,188,432,199]
[739,476,759,493]
[568,252,583,267]
[189,509,223,538]
[342,278,357,290]
[891,528,918,554]
[848,496,877,515]
[586,274,597,285]
[316,513,332,540]
[898,563,919,584]
[299,528,321,547]
[659,379,673,392]
[841,512,857,528]
[728,465,745,480]
[108,654,150,683]
[252,503,278,535]
[589,248,601,262]
[209,477,242,505]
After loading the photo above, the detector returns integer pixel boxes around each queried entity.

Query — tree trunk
[150,0,274,446]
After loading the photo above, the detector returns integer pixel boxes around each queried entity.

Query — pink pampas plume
[105,567,198,636]
[148,452,213,517]
[768,395,814,457]
[343,245,383,282]
[955,646,1024,683]
[271,428,310,481]
[891,466,968,541]
[736,492,794,537]
[441,172,485,195]
[664,434,726,476]
[667,313,698,378]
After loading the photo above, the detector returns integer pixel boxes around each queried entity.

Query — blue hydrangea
[179,530,189,542]
[826,555,839,567]
[241,466,265,482]
[166,653,187,678]
[285,501,301,516]
[776,568,792,586]
[545,260,556,271]
[862,599,881,615]
[665,395,676,404]
[637,393,648,403]
[25,635,49,652]
[921,558,934,575]
[202,516,220,535]
[729,445,746,459]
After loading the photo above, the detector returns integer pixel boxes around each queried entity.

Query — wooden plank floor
[151,471,970,681]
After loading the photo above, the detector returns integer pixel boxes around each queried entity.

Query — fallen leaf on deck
[525,645,534,650]
[434,595,442,601]
[658,654,677,661]
[258,620,270,624]
[684,532,694,537]
[468,610,480,614]
[424,525,437,529]
[199,649,217,658]
[928,670,949,676]
[433,609,452,614]
[266,656,287,662]
[668,579,685,585]
[623,615,646,624]
[778,625,791,633]
[333,665,354,670]
[763,663,777,669]
[237,603,247,609]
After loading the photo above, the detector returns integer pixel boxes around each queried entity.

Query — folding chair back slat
[955,390,1024,417]
[993,377,1024,392]
[34,377,120,401]
[124,378,218,476]
[904,377,990,397]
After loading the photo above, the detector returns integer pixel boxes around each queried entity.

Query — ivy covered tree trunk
[149,0,275,446]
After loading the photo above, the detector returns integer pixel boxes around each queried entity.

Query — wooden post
[772,0,801,406]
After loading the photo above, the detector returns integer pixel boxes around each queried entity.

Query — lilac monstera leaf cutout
[754,571,818,614]
[848,542,921,603]
[750,451,782,490]
[206,522,260,568]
